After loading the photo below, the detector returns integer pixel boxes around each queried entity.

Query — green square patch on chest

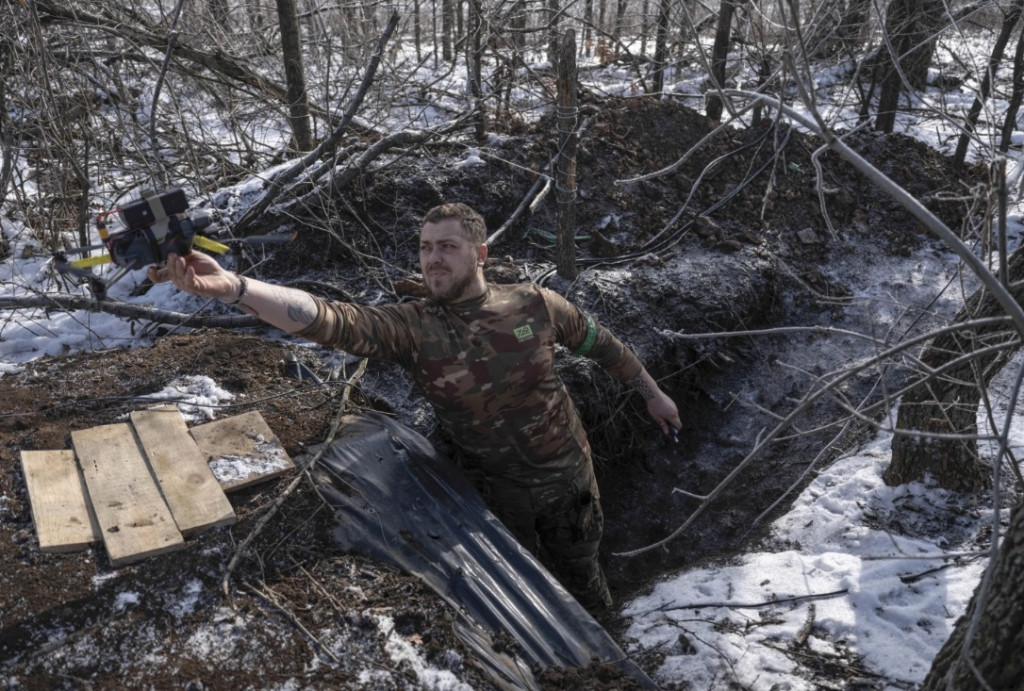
[513,324,534,342]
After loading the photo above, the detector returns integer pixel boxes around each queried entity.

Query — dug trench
[0,98,989,688]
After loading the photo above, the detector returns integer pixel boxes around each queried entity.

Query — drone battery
[120,188,188,230]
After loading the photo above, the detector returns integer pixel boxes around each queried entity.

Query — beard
[426,269,476,304]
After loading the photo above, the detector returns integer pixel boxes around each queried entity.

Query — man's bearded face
[419,219,485,303]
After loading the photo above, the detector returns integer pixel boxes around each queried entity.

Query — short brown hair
[422,203,487,244]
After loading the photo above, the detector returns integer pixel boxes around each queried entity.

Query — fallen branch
[898,554,984,584]
[221,358,368,597]
[0,293,260,328]
[323,120,470,195]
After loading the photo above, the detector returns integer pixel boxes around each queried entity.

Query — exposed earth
[0,97,989,688]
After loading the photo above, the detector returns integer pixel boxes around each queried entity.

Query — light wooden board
[190,411,294,491]
[71,423,184,566]
[19,450,101,552]
[130,408,236,536]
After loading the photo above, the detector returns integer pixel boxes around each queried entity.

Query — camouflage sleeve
[294,295,418,367]
[539,286,643,382]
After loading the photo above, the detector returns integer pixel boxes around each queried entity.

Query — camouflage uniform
[297,282,643,611]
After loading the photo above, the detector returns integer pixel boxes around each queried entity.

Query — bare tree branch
[0,293,260,328]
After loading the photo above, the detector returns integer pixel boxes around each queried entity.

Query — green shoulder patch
[513,325,535,342]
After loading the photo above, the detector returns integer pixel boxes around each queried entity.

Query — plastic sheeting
[316,413,655,690]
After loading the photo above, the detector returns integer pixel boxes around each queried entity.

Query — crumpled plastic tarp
[316,412,655,690]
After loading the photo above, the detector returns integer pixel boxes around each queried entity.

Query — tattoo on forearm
[287,300,317,326]
[632,373,655,401]
[267,285,317,326]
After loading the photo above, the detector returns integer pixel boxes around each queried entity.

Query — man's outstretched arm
[148,252,319,334]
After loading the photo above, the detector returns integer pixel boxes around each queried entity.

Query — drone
[53,188,233,299]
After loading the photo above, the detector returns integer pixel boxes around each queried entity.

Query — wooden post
[555,29,579,280]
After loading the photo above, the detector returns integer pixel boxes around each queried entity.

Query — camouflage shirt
[297,282,643,486]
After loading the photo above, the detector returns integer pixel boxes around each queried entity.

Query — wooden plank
[190,411,294,491]
[130,408,236,536]
[19,450,101,552]
[71,423,184,566]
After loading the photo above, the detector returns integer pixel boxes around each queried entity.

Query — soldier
[151,202,681,613]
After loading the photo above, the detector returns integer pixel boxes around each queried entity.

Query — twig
[614,102,756,185]
[758,640,891,681]
[671,487,708,500]
[243,580,343,664]
[898,554,985,584]
[794,603,815,647]
[663,324,893,344]
[487,174,547,248]
[221,358,368,597]
[641,588,848,615]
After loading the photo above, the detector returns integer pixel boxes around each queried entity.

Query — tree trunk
[209,0,230,30]
[467,0,485,141]
[640,0,650,58]
[999,10,1024,154]
[414,0,422,62]
[555,30,578,281]
[613,0,627,57]
[0,32,14,217]
[885,244,1024,491]
[442,0,453,61]
[835,0,871,54]
[921,502,1024,689]
[808,0,871,58]
[874,0,943,133]
[548,0,561,66]
[456,0,464,45]
[510,1,526,54]
[651,0,671,95]
[706,0,738,121]
[954,0,1024,166]
[276,0,313,152]
[584,0,594,54]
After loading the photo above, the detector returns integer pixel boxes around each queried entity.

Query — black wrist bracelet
[226,275,248,305]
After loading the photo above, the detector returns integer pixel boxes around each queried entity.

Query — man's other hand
[647,388,682,439]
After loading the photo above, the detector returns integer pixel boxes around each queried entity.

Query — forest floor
[0,96,989,689]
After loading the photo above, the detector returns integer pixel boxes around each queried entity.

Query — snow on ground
[622,418,1005,689]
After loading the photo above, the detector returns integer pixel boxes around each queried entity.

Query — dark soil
[0,96,987,689]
